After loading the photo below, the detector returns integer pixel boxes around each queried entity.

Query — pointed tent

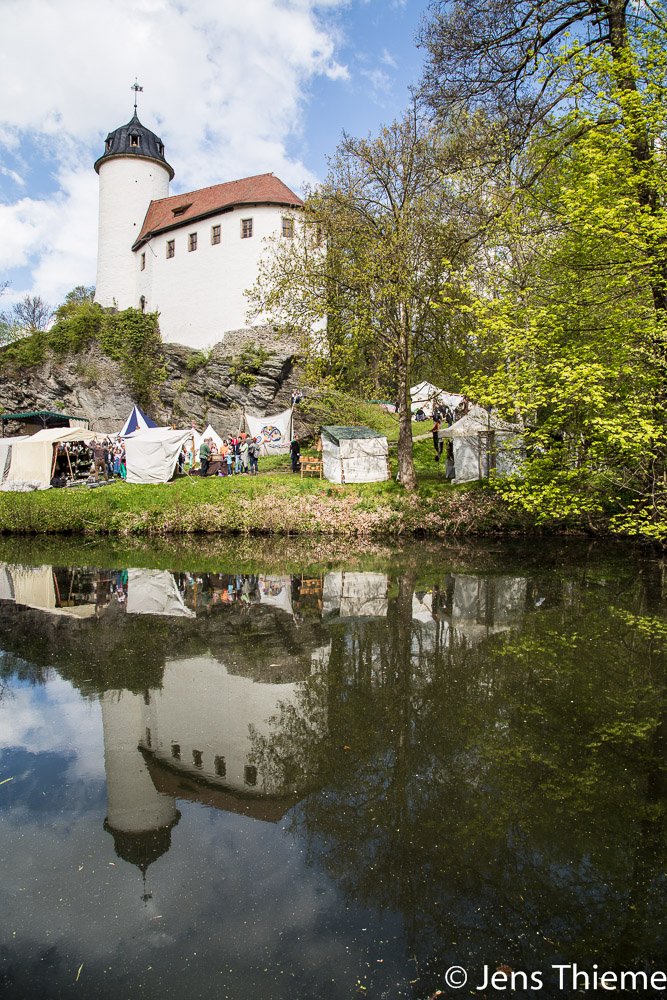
[119,406,159,437]
[193,424,224,459]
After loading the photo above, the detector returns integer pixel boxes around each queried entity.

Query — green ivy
[0,302,166,409]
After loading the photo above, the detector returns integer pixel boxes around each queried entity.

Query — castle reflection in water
[0,559,536,874]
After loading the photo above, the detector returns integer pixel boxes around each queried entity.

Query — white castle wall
[138,655,298,795]
[95,156,171,310]
[136,204,286,349]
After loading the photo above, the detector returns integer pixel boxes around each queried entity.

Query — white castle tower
[94,107,173,311]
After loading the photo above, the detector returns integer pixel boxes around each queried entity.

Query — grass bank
[0,440,554,537]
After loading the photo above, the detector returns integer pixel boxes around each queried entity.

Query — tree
[55,285,95,322]
[12,294,53,333]
[248,104,470,491]
[420,0,667,536]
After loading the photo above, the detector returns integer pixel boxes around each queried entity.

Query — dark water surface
[0,537,665,999]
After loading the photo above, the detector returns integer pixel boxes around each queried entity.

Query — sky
[0,0,428,311]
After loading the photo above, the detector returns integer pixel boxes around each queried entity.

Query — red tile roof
[132,173,303,249]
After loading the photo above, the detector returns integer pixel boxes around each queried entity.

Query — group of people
[91,439,127,482]
[198,434,262,477]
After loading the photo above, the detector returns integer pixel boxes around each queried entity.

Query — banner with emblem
[245,408,293,456]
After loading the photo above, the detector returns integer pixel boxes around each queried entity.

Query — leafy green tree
[249,104,470,490]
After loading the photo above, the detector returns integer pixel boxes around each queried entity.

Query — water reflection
[1,542,665,1000]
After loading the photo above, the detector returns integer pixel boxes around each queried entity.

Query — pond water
[0,537,665,1000]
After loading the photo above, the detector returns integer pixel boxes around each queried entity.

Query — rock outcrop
[0,327,309,436]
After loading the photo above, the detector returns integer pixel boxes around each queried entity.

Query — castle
[94,110,303,350]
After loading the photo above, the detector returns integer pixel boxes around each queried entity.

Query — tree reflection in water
[250,558,667,993]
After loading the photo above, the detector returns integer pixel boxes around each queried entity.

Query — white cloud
[0,0,350,303]
[381,47,398,69]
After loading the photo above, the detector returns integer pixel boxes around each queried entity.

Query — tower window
[244,765,258,787]
[211,225,221,245]
[140,252,146,271]
[192,749,203,769]
[158,142,164,155]
[214,755,226,778]
[188,232,197,252]
[139,295,146,313]
[282,217,294,238]
[166,240,175,259]
[241,218,253,239]
[106,139,112,152]
[130,134,140,147]
[171,743,181,760]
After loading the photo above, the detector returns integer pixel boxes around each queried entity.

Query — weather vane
[131,78,143,114]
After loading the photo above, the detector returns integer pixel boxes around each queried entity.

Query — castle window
[158,142,164,155]
[130,134,140,147]
[241,218,253,239]
[140,252,146,271]
[171,743,181,760]
[192,749,203,769]
[166,240,175,259]
[188,232,197,252]
[244,765,258,787]
[214,755,226,778]
[282,217,294,238]
[106,139,112,152]
[139,295,146,313]
[211,225,221,245]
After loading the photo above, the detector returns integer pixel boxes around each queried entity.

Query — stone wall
[0,327,311,437]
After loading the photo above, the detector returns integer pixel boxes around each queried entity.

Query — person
[225,443,234,476]
[199,437,211,477]
[431,417,443,462]
[92,440,108,482]
[119,444,127,480]
[240,437,249,473]
[290,435,301,473]
[178,445,186,474]
[248,436,260,475]
[219,440,229,476]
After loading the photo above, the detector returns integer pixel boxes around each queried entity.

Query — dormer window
[172,204,191,217]
[158,143,164,155]
[130,134,140,147]
[105,138,112,152]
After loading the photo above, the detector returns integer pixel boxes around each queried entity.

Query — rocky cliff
[0,326,309,436]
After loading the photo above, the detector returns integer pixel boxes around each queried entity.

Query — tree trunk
[396,315,418,491]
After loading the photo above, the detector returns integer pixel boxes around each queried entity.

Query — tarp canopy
[126,568,195,617]
[193,424,224,458]
[119,406,158,437]
[410,381,464,414]
[2,428,94,491]
[439,409,524,483]
[321,426,389,485]
[245,408,292,457]
[125,427,192,484]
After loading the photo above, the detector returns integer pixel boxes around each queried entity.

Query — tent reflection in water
[439,406,524,484]
[126,568,195,618]
[323,571,388,619]
[125,427,192,484]
[0,563,96,617]
[321,426,389,485]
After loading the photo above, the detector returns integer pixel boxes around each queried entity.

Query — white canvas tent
[245,408,293,457]
[439,409,524,483]
[1,563,96,618]
[321,426,389,484]
[125,427,192,484]
[410,381,463,415]
[1,427,94,491]
[126,568,195,617]
[0,436,30,486]
[193,424,224,460]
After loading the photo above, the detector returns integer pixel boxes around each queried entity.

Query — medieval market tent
[410,381,463,414]
[245,408,292,457]
[1,427,95,491]
[125,427,192,484]
[0,436,29,486]
[119,405,158,437]
[193,423,224,459]
[0,563,97,618]
[126,568,195,617]
[321,426,389,484]
[439,408,524,483]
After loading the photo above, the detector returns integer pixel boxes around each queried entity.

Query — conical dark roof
[95,113,174,179]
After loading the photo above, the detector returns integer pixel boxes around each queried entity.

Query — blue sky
[0,0,428,311]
